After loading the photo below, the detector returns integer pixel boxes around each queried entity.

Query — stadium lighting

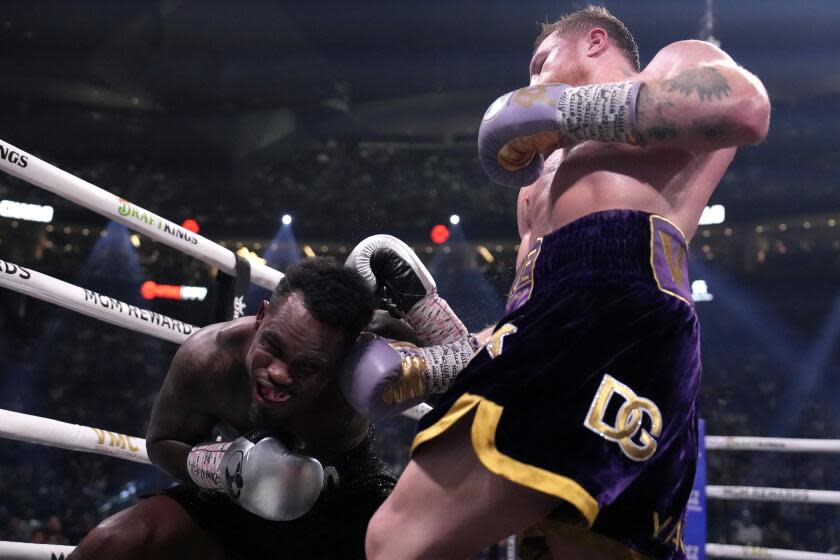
[691,280,714,302]
[141,281,208,301]
[282,214,293,225]
[430,225,450,245]
[181,218,200,234]
[449,214,460,225]
[0,200,54,223]
[699,205,725,225]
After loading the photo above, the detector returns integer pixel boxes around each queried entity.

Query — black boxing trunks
[155,430,395,560]
[412,210,701,560]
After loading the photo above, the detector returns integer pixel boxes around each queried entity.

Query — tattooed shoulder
[664,67,731,102]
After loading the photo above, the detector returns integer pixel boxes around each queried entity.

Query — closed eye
[262,336,284,358]
[291,357,326,377]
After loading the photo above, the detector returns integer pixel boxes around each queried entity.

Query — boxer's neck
[584,62,638,86]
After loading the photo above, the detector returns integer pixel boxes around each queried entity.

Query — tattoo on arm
[646,119,677,142]
[692,118,729,140]
[663,67,731,102]
[639,85,678,143]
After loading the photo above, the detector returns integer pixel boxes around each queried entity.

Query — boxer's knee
[69,509,155,560]
[69,495,221,560]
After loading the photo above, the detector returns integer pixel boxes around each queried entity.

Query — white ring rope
[707,485,840,505]
[0,137,284,291]
[706,436,840,453]
[0,408,150,464]
[706,543,840,559]
[0,402,429,466]
[0,257,198,344]
[0,541,75,560]
[2,541,839,560]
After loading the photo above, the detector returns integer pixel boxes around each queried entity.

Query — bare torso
[516,142,735,267]
[516,43,741,269]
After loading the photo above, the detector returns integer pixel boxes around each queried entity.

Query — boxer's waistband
[506,210,693,313]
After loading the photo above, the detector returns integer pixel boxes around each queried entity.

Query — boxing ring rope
[706,436,840,453]
[0,137,284,291]
[703,435,840,560]
[2,546,827,560]
[0,409,150,464]
[706,544,840,560]
[706,485,840,505]
[0,435,834,560]
[0,258,199,344]
[0,541,75,560]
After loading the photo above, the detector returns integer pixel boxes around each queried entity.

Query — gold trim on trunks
[648,215,691,306]
[411,392,600,526]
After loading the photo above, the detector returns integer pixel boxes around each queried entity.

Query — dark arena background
[0,1,838,558]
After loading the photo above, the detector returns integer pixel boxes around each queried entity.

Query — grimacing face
[244,291,346,423]
[529,32,588,87]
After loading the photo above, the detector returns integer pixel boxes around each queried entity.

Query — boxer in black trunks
[70,258,396,560]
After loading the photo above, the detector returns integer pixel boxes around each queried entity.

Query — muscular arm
[146,332,222,481]
[635,40,770,150]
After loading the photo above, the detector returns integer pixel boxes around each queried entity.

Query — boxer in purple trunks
[362,6,771,559]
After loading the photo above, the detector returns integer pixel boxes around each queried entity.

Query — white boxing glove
[346,234,469,346]
[187,435,324,521]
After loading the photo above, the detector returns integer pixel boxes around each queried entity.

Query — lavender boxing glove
[477,81,644,188]
[340,334,478,419]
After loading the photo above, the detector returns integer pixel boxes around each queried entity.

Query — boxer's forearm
[147,438,193,481]
[636,64,770,150]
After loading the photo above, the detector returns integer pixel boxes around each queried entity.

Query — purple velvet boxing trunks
[413,210,701,560]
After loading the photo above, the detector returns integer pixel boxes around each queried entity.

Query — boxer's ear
[585,28,610,58]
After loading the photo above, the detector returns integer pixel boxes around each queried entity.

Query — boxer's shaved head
[535,6,640,72]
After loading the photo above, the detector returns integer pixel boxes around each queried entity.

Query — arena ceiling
[1,0,838,160]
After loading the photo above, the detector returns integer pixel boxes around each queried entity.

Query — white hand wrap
[405,293,469,345]
[398,335,479,394]
[556,81,644,145]
[187,440,232,490]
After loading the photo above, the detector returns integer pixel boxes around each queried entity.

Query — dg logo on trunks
[584,374,663,462]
